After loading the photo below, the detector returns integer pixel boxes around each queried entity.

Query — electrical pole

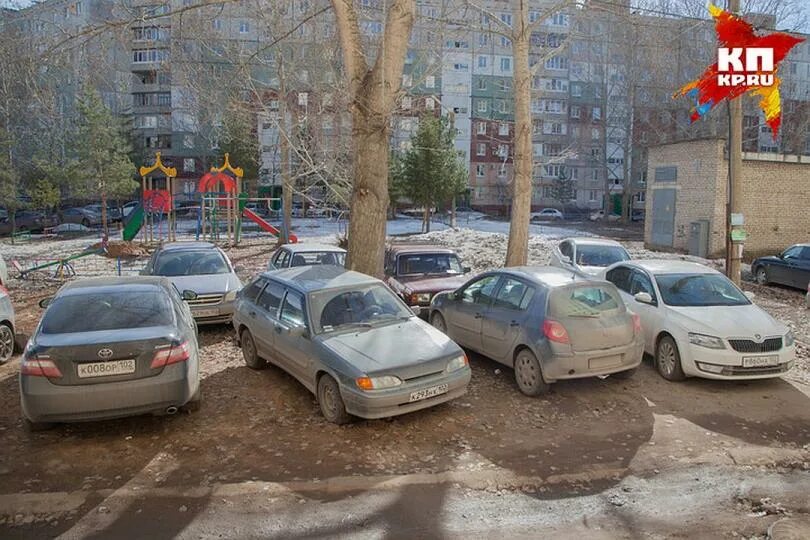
[726,0,743,285]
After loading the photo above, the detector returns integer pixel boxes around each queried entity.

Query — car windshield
[575,245,630,267]
[310,283,413,334]
[41,292,173,334]
[154,250,230,276]
[289,251,346,267]
[397,253,463,275]
[654,273,750,307]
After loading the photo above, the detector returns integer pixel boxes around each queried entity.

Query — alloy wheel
[0,325,13,363]
[658,341,676,376]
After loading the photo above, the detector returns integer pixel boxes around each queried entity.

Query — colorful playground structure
[123,152,296,245]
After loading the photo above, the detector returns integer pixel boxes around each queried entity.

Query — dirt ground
[1,226,809,538]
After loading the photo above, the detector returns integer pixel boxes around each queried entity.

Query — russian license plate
[194,308,219,318]
[77,359,136,378]
[742,355,779,368]
[409,384,448,403]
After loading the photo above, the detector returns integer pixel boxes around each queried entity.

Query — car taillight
[543,320,570,344]
[632,314,642,335]
[20,354,62,378]
[150,341,191,369]
[0,285,8,297]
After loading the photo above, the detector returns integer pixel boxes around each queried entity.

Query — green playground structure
[17,247,106,280]
[122,202,145,241]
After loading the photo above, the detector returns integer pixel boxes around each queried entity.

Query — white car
[550,238,631,277]
[0,282,15,364]
[530,208,564,221]
[600,260,795,381]
[589,210,621,222]
[0,253,8,287]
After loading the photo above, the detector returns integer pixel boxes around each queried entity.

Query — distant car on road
[0,283,15,364]
[602,260,795,381]
[122,201,140,217]
[429,267,643,396]
[20,277,201,431]
[233,265,471,424]
[589,210,621,222]
[0,210,58,235]
[550,238,631,277]
[60,207,101,227]
[530,208,564,221]
[268,244,347,270]
[141,242,242,324]
[84,204,121,223]
[751,244,810,291]
[384,245,471,310]
[631,209,645,222]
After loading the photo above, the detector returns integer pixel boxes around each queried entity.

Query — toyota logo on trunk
[97,348,113,359]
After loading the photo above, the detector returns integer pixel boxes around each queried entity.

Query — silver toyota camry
[233,265,471,424]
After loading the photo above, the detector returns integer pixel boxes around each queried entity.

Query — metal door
[651,189,676,247]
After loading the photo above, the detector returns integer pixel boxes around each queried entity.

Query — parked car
[589,210,621,222]
[20,277,201,430]
[0,253,8,287]
[0,283,15,364]
[384,245,471,310]
[631,209,646,222]
[122,201,140,217]
[141,242,242,324]
[550,238,631,277]
[751,244,810,291]
[530,208,565,221]
[233,265,471,424]
[269,244,347,270]
[806,281,810,309]
[429,267,642,395]
[60,207,101,227]
[0,211,58,234]
[174,200,200,217]
[84,204,122,223]
[601,260,795,381]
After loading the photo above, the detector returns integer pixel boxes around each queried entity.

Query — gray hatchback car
[430,267,643,396]
[142,242,242,324]
[233,265,471,424]
[20,277,201,430]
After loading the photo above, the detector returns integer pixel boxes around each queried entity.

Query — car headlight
[224,290,238,302]
[445,354,469,372]
[785,330,795,347]
[408,293,431,304]
[355,375,403,390]
[688,333,725,349]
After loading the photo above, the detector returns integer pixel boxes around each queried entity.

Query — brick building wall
[645,138,810,259]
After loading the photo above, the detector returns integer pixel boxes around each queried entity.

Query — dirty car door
[252,281,285,361]
[272,289,315,386]
[481,277,536,364]
[446,274,500,351]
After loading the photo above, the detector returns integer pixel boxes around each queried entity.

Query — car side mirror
[744,291,756,300]
[562,255,572,264]
[634,292,653,305]
[462,266,471,273]
[38,297,52,309]
[288,325,308,338]
[411,305,422,316]
[182,290,198,301]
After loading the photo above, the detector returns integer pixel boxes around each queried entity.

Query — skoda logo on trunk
[98,348,113,359]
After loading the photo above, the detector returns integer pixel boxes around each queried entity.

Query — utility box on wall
[688,220,710,259]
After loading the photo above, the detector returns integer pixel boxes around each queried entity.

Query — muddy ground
[0,226,809,538]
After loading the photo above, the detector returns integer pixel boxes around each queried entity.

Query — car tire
[513,348,550,396]
[430,312,447,334]
[656,335,686,381]
[754,266,769,285]
[317,374,351,425]
[184,388,201,412]
[81,218,89,227]
[0,323,14,364]
[612,367,637,380]
[23,418,54,432]
[240,329,266,370]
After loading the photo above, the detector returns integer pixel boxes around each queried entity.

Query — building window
[477,143,486,156]
[135,115,157,128]
[571,83,582,97]
[133,49,169,63]
[239,21,250,33]
[497,165,507,178]
[477,100,488,113]
[497,144,508,157]
[497,100,507,113]
[477,122,487,135]
[589,190,598,202]
[183,158,195,172]
[425,75,435,88]
[453,63,469,71]
[570,105,581,118]
[591,147,601,158]
[591,128,600,140]
[183,135,194,149]
[498,123,509,136]
[478,56,487,68]
[476,164,485,177]
[543,186,553,198]
[500,36,511,47]
[212,19,222,30]
[591,169,600,181]
[477,78,487,91]
[592,106,602,120]
[529,11,539,23]
[500,58,511,72]
[499,13,512,26]
[544,143,562,156]
[452,106,468,114]
[498,79,511,92]
[425,98,434,110]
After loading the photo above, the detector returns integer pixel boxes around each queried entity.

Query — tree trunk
[450,195,457,228]
[101,185,108,237]
[505,0,532,267]
[279,54,292,244]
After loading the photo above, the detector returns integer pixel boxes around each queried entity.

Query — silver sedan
[0,283,15,364]
[233,265,471,424]
[429,267,643,396]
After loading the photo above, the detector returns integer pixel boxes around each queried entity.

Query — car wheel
[754,266,769,285]
[81,218,89,227]
[317,374,351,425]
[656,335,685,381]
[513,348,550,396]
[184,388,201,412]
[23,418,54,432]
[612,367,637,380]
[240,329,266,370]
[431,312,447,334]
[0,323,14,364]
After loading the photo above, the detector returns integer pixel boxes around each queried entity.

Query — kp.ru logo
[674,4,804,138]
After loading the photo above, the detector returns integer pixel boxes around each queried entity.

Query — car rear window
[41,291,173,334]
[575,245,630,267]
[290,251,346,267]
[548,285,623,317]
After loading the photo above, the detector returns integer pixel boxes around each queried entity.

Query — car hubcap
[659,342,675,375]
[243,335,255,362]
[432,316,445,333]
[322,384,337,417]
[0,326,12,362]
[516,355,537,389]
[757,269,766,283]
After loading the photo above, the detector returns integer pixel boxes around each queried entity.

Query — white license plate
[742,355,779,368]
[409,383,448,403]
[77,359,136,378]
[194,308,219,318]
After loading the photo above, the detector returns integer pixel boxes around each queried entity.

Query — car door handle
[274,324,283,333]
[474,312,482,319]
[248,311,256,318]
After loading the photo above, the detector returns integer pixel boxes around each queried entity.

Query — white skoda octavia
[600,260,795,381]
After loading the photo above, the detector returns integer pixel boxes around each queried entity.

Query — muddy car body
[384,245,470,310]
[233,265,471,424]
